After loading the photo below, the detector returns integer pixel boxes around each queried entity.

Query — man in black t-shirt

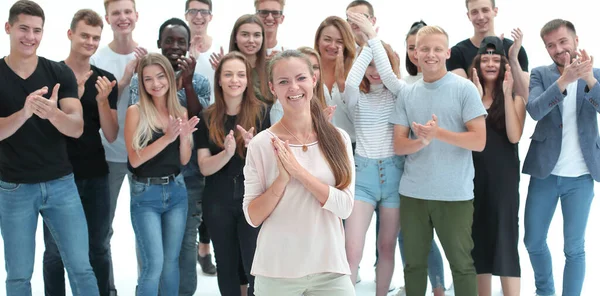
[0,1,99,296]
[41,9,118,296]
[447,0,530,98]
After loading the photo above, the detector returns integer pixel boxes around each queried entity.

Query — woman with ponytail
[243,50,355,295]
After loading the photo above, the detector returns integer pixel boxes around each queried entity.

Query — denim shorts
[354,155,404,208]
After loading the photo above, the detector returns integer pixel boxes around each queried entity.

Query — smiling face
[6,14,43,57]
[142,64,169,99]
[256,0,284,34]
[105,0,138,36]
[68,20,102,58]
[219,58,248,99]
[416,33,450,75]
[466,0,497,35]
[235,23,263,56]
[543,26,579,67]
[269,57,316,112]
[479,52,502,82]
[185,1,212,34]
[317,25,344,61]
[158,24,189,69]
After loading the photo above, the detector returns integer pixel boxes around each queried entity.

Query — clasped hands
[412,114,439,146]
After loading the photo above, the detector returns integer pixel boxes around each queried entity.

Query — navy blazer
[523,64,600,181]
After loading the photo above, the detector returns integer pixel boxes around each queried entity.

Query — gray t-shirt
[389,72,486,201]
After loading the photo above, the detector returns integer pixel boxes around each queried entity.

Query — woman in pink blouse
[243,50,355,296]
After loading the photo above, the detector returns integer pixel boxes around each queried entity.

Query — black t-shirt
[128,130,182,178]
[0,56,78,183]
[194,107,271,201]
[63,63,118,180]
[447,38,529,74]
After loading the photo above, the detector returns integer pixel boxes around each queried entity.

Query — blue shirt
[129,72,211,177]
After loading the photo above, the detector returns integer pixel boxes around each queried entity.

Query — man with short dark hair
[254,0,286,55]
[0,1,99,295]
[523,19,600,296]
[41,9,119,296]
[447,0,529,98]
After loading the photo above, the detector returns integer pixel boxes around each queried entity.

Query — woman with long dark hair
[195,51,270,296]
[468,35,526,296]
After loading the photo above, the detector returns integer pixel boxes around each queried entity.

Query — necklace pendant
[302,145,308,152]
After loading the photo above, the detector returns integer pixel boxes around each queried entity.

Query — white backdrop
[1,0,599,295]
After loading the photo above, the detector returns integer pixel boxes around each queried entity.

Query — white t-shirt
[402,73,423,85]
[90,46,137,163]
[194,42,220,104]
[551,81,590,177]
[266,42,286,56]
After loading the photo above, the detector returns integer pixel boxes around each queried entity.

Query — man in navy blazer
[523,19,599,296]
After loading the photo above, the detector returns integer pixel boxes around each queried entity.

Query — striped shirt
[344,38,405,159]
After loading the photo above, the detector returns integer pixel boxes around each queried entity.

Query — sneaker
[396,286,406,296]
[198,254,217,275]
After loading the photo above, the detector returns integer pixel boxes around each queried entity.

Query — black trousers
[203,197,259,296]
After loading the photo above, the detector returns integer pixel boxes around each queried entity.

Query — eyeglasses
[186,9,211,17]
[256,10,283,19]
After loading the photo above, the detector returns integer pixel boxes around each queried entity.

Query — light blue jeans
[354,155,404,208]
[524,174,595,296]
[0,174,99,296]
[130,174,188,296]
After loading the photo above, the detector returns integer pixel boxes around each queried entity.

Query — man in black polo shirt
[447,0,530,98]
[41,9,118,296]
[0,1,99,295]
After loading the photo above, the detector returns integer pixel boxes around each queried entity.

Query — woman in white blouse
[243,50,355,296]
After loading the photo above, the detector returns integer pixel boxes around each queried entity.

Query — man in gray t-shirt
[389,26,486,296]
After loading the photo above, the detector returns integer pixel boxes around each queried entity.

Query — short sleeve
[194,112,211,149]
[447,45,466,72]
[128,74,140,106]
[57,64,79,100]
[517,46,529,72]
[193,73,211,109]
[461,82,487,123]
[389,89,410,127]
[105,72,119,110]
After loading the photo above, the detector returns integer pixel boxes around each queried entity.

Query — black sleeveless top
[128,130,182,178]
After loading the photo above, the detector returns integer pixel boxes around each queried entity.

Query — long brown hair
[469,54,509,131]
[297,46,326,108]
[313,16,356,83]
[229,14,271,105]
[207,51,265,158]
[357,41,399,93]
[268,50,352,190]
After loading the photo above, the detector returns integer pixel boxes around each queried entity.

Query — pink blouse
[243,128,355,278]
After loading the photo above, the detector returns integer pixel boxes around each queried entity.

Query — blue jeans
[524,174,595,296]
[0,174,99,296]
[179,175,204,296]
[131,174,188,296]
[398,231,446,289]
[43,176,111,296]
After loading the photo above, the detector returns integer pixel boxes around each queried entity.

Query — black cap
[477,36,505,56]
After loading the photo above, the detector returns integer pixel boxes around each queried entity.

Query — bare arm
[196,148,233,176]
[125,106,177,168]
[435,116,486,151]
[0,110,30,141]
[50,97,84,138]
[393,124,427,155]
[96,77,119,143]
[504,94,526,143]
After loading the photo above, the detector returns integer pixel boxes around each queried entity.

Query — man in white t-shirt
[254,0,286,56]
[186,0,220,105]
[89,0,145,295]
[184,0,219,278]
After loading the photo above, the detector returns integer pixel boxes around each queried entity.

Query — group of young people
[0,0,598,296]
